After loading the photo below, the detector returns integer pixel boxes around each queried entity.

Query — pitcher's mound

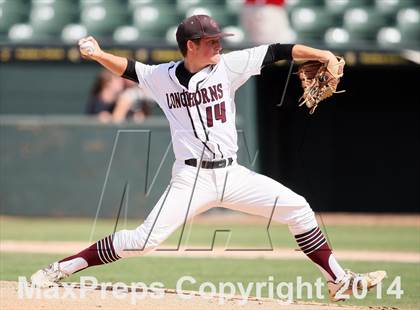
[0,281,389,310]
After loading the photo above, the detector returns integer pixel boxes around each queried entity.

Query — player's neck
[183,57,208,73]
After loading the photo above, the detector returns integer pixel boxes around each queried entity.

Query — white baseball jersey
[133,45,269,160]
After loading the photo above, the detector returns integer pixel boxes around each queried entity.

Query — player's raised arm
[78,36,128,77]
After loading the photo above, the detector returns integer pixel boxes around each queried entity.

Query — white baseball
[80,41,95,54]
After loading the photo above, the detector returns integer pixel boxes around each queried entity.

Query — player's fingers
[78,38,87,46]
[81,50,93,59]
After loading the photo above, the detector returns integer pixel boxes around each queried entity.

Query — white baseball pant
[113,160,317,258]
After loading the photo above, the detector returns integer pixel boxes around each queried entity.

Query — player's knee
[129,225,168,253]
[113,228,159,258]
[287,199,317,235]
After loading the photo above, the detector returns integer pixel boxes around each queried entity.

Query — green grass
[0,252,418,309]
[1,216,419,252]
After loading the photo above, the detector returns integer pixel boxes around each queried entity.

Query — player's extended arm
[78,36,127,76]
[291,44,338,66]
[262,44,338,68]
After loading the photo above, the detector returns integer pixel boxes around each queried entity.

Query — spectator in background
[112,79,155,124]
[241,0,294,44]
[86,70,124,123]
[86,71,154,123]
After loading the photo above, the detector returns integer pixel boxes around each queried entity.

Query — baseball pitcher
[31,15,386,301]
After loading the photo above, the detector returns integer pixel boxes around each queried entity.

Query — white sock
[328,255,346,283]
[59,257,88,275]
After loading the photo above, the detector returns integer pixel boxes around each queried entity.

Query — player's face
[194,37,222,65]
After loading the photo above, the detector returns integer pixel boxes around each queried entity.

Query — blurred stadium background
[0,0,419,218]
[0,0,419,47]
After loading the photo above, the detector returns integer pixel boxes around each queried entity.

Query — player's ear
[186,40,195,54]
[186,39,200,54]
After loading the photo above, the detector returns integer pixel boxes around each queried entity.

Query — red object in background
[245,0,285,6]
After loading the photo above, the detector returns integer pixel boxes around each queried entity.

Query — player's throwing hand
[78,36,101,60]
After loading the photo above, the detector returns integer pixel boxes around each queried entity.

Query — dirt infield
[0,281,393,310]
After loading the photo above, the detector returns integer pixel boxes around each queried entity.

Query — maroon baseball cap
[176,15,234,44]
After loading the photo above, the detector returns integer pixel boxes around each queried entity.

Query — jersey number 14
[206,102,226,127]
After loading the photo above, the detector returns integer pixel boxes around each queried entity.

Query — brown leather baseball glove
[297,57,345,114]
